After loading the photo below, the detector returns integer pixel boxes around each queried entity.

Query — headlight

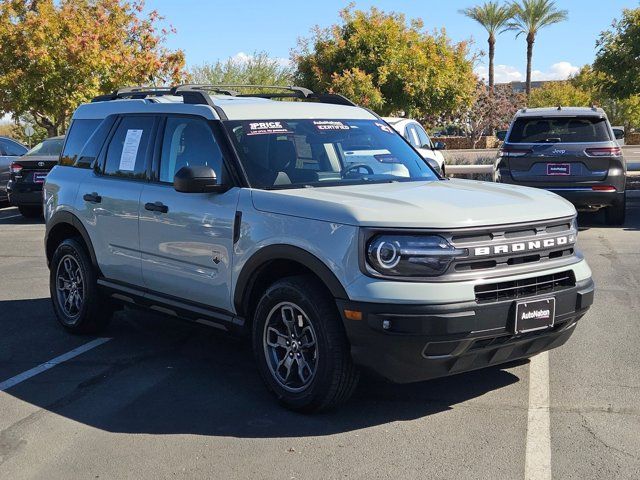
[366,235,467,277]
[571,217,579,237]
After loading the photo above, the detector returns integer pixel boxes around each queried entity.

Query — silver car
[0,136,28,204]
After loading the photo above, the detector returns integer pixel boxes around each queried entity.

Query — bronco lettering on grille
[473,234,575,257]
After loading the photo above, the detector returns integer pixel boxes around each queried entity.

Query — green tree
[190,51,294,86]
[508,0,568,97]
[460,1,514,91]
[527,81,592,108]
[593,8,640,100]
[293,6,476,121]
[0,0,185,137]
[572,65,640,130]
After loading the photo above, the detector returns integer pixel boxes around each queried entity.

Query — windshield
[508,116,612,143]
[25,138,64,157]
[224,119,438,189]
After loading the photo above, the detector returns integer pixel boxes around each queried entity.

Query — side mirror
[612,128,625,140]
[174,166,228,193]
[433,141,446,150]
[496,130,507,142]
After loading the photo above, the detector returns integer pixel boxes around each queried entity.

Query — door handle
[83,192,102,203]
[145,201,169,214]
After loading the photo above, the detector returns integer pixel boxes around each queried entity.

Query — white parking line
[0,337,111,391]
[525,351,552,480]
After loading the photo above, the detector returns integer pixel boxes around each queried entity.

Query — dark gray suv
[496,107,626,225]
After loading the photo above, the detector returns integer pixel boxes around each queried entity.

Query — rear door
[504,116,616,185]
[79,115,158,286]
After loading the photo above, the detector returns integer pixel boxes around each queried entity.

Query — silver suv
[44,86,594,411]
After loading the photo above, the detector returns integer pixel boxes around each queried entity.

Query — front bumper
[338,278,594,383]
[7,180,43,207]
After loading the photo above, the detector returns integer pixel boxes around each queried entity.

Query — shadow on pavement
[577,193,640,232]
[1,298,522,438]
[0,207,44,225]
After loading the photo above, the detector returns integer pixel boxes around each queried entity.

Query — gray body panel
[139,183,240,311]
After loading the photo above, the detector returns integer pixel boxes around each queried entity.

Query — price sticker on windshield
[246,121,292,136]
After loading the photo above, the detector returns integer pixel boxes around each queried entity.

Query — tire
[50,237,114,334]
[252,274,359,412]
[18,205,42,218]
[605,194,626,226]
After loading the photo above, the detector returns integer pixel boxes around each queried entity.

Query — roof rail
[91,86,176,102]
[91,84,359,110]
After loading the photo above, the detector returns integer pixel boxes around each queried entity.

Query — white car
[383,117,446,174]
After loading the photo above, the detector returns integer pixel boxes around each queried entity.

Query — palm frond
[459,1,514,35]
[508,0,568,35]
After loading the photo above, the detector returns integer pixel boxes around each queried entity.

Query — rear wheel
[50,238,115,333]
[605,194,626,226]
[252,275,359,412]
[18,205,42,218]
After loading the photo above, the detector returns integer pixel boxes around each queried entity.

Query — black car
[7,136,64,217]
[495,107,626,225]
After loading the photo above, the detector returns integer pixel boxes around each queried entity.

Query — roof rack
[91,84,359,108]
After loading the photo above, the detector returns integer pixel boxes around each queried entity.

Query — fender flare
[45,210,98,269]
[234,244,349,315]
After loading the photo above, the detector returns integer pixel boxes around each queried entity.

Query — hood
[251,179,576,228]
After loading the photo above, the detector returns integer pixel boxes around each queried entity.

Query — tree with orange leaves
[0,0,185,136]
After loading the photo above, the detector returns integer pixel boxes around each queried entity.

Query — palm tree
[460,2,514,92]
[509,0,568,97]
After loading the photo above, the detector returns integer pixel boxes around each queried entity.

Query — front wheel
[252,275,359,412]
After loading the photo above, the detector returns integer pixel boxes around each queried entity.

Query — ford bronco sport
[44,85,594,412]
[496,107,627,225]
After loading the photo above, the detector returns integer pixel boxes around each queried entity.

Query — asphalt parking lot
[0,196,639,480]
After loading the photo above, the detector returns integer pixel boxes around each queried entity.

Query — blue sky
[147,0,638,82]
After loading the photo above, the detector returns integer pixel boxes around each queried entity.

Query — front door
[139,116,239,312]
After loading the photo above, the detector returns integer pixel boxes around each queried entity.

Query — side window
[406,125,421,147]
[415,124,432,149]
[60,119,101,166]
[159,117,223,183]
[1,139,27,157]
[103,116,155,179]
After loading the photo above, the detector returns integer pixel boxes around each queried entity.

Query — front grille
[474,270,576,303]
[447,217,577,276]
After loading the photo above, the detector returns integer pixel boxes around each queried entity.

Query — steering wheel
[342,163,374,176]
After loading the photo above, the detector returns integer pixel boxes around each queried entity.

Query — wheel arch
[234,245,349,320]
[46,211,98,270]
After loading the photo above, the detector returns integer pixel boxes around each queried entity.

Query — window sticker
[119,129,143,171]
[246,121,292,136]
[312,120,351,131]
[375,122,395,134]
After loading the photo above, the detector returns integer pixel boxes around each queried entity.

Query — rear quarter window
[60,119,101,166]
[508,116,612,143]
